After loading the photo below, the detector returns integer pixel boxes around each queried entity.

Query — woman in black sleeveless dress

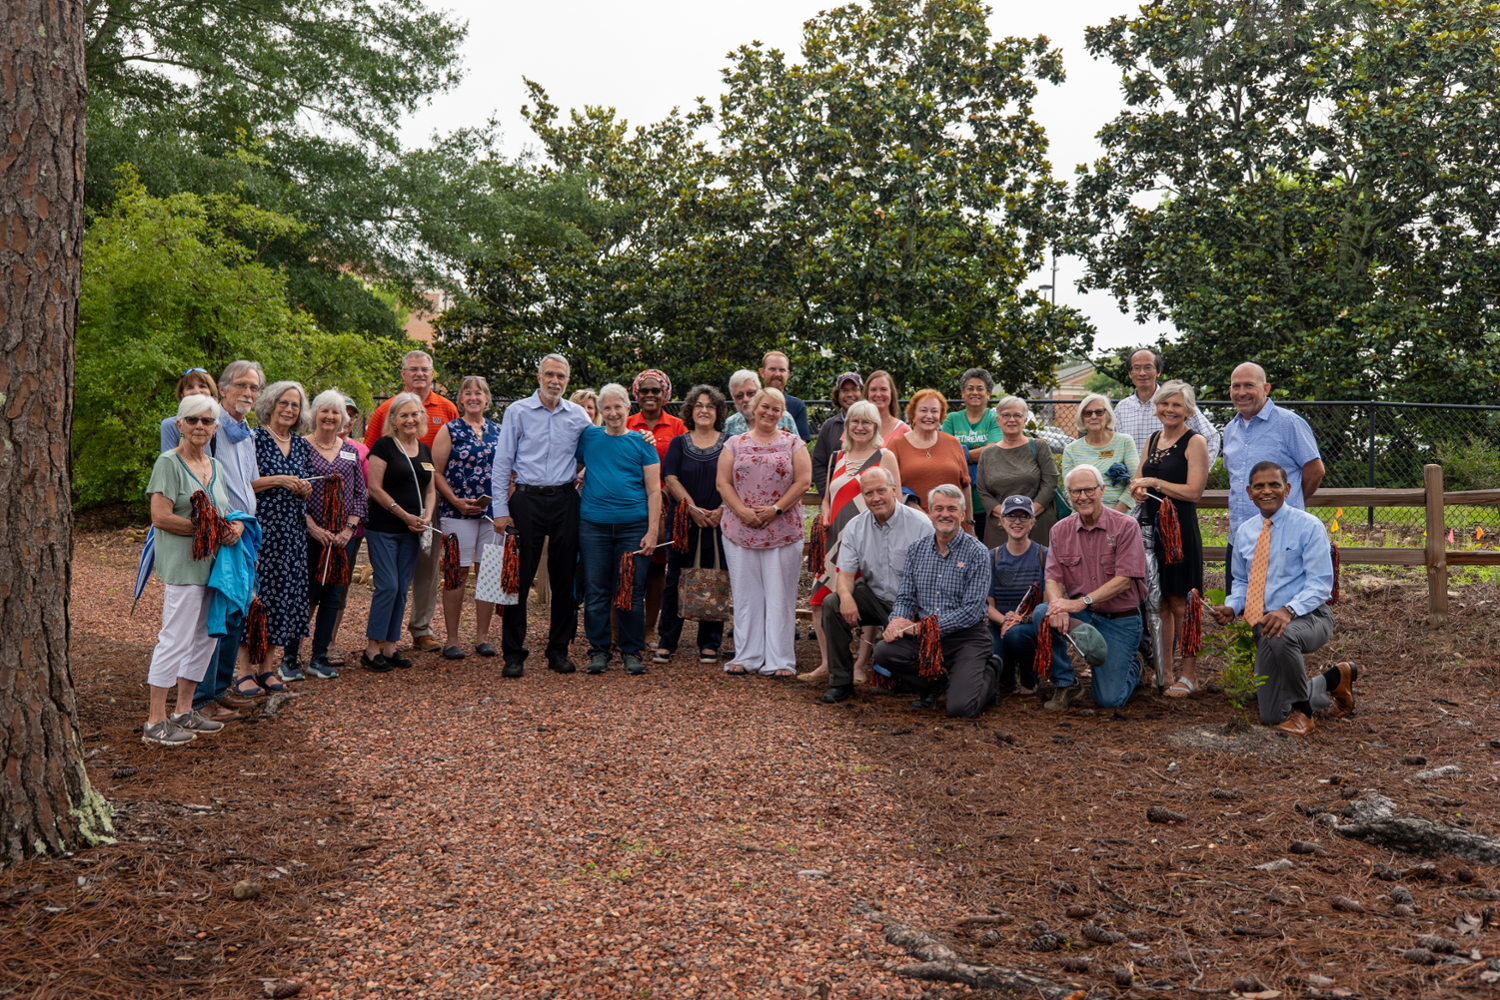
[1130,382,1210,698]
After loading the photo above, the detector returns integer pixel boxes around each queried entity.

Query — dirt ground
[3,529,1500,999]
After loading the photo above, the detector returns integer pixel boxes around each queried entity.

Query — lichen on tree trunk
[0,0,115,861]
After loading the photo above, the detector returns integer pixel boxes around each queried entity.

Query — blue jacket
[207,511,261,637]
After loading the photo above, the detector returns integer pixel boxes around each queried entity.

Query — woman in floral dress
[251,381,313,687]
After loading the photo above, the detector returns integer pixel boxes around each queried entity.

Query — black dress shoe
[911,692,941,711]
[547,655,577,674]
[361,652,394,673]
[822,685,854,704]
[388,651,414,669]
[502,660,524,679]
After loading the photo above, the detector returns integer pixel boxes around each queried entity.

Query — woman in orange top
[624,369,686,654]
[887,389,972,531]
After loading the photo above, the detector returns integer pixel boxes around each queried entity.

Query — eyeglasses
[181,416,215,426]
[1002,512,1034,521]
[636,387,663,395]
[1129,365,1157,374]
[692,402,716,410]
[1081,408,1107,417]
[275,399,301,409]
[1068,486,1102,497]
[181,367,208,376]
[403,366,433,374]
[228,380,261,392]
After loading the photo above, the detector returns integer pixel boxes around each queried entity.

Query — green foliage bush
[74,170,408,509]
[1435,439,1500,491]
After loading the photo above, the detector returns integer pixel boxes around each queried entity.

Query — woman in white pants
[143,394,244,746]
[715,387,812,676]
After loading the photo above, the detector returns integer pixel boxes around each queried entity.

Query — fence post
[1424,463,1447,627]
[1366,404,1377,528]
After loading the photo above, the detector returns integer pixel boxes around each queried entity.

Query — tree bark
[0,0,113,860]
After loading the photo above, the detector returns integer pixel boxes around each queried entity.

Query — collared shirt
[214,415,259,516]
[364,391,460,448]
[724,410,798,436]
[1221,398,1322,534]
[837,503,935,605]
[490,392,593,517]
[782,392,812,440]
[1114,389,1221,466]
[890,529,990,633]
[625,411,686,460]
[1225,502,1332,617]
[1046,506,1147,612]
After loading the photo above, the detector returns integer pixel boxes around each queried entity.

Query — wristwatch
[772,505,783,515]
[1082,595,1093,607]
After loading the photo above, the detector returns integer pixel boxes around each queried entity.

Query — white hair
[539,353,570,375]
[1076,393,1116,432]
[860,464,896,488]
[728,369,761,392]
[383,392,425,439]
[994,395,1030,423]
[402,350,433,368]
[219,359,264,390]
[928,483,966,509]
[177,394,221,423]
[255,380,311,433]
[310,389,352,432]
[1065,464,1105,489]
[598,382,630,409]
[1153,379,1198,415]
[842,400,884,448]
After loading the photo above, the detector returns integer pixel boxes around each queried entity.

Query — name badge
[340,450,357,462]
[1099,449,1114,458]
[421,462,434,471]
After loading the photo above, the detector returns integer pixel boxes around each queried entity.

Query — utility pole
[1037,252,1058,306]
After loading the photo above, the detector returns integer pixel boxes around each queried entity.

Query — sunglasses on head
[182,367,208,376]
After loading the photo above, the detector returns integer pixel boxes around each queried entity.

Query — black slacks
[502,488,581,663]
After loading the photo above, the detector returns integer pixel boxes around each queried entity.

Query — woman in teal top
[575,383,662,675]
[142,394,242,747]
[1061,392,1139,512]
[940,368,1002,521]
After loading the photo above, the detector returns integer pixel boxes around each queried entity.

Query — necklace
[268,426,292,444]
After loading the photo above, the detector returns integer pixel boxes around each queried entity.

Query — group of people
[138,345,1357,746]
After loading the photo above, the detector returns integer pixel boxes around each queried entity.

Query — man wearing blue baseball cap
[811,372,865,497]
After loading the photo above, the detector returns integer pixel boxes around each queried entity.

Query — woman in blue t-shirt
[575,383,662,675]
[985,494,1049,695]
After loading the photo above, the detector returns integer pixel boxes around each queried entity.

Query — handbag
[679,531,731,622]
[1029,438,1071,519]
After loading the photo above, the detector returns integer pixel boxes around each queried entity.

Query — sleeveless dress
[437,417,500,520]
[253,428,311,645]
[810,449,885,605]
[1142,428,1203,596]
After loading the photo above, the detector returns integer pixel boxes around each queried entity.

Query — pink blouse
[721,431,804,549]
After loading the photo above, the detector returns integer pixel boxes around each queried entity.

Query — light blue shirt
[1221,399,1322,534]
[490,392,593,518]
[724,410,798,436]
[161,413,258,515]
[1225,502,1332,618]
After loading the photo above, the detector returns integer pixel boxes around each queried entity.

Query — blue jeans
[1032,603,1143,709]
[989,620,1039,689]
[580,518,650,658]
[657,537,724,653]
[366,531,419,644]
[193,610,242,709]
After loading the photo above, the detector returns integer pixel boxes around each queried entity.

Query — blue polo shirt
[1222,399,1321,535]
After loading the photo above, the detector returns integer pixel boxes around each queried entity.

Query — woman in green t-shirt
[142,394,242,747]
[940,368,1002,521]
[1061,392,1139,513]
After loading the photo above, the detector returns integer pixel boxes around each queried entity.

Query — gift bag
[473,540,517,606]
[679,533,731,622]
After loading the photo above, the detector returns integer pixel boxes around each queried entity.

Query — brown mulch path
[4,530,1500,999]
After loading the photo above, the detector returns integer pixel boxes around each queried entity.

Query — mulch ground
[3,529,1500,999]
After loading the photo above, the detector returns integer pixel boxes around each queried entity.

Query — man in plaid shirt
[1114,349,1221,463]
[873,484,996,717]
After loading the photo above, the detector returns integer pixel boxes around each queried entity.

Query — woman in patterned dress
[432,376,502,660]
[802,401,902,682]
[251,381,313,687]
[715,387,813,677]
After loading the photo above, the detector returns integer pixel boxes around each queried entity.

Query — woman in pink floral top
[715,387,812,676]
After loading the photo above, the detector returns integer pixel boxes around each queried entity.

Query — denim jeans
[192,609,242,709]
[366,530,419,644]
[989,620,1039,689]
[657,538,724,653]
[1032,603,1143,709]
[287,536,360,662]
[579,518,650,658]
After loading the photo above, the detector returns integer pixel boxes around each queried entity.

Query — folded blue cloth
[1105,461,1133,487]
[206,511,262,638]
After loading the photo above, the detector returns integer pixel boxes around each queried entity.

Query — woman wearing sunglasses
[1061,393,1139,514]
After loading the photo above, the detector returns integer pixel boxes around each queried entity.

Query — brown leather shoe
[1273,710,1316,736]
[217,692,255,710]
[412,635,442,653]
[1330,661,1358,714]
[202,703,243,724]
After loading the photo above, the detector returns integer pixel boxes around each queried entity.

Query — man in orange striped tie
[1209,461,1357,735]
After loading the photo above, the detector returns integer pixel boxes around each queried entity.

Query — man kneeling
[1209,461,1357,735]
[872,484,994,716]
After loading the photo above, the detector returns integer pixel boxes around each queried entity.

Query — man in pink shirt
[1032,465,1147,711]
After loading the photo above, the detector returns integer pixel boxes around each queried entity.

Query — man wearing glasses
[364,350,460,653]
[1031,465,1148,711]
[1113,348,1221,463]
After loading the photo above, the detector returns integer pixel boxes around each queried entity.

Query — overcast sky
[399,1,1156,354]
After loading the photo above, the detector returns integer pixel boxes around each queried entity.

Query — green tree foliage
[436,0,1094,400]
[74,173,407,508]
[1069,0,1500,402]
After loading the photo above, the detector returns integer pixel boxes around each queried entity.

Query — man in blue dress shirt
[1210,461,1358,735]
[491,353,594,677]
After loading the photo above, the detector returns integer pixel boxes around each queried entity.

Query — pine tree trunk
[0,0,113,860]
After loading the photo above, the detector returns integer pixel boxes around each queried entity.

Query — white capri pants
[147,584,218,688]
[723,539,802,674]
[439,516,495,569]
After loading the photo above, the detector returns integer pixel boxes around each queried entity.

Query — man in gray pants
[1210,461,1358,735]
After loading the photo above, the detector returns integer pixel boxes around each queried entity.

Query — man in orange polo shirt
[624,369,686,652]
[365,349,460,652]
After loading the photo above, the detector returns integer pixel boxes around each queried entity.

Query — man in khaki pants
[364,350,459,652]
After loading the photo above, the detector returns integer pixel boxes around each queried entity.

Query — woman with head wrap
[625,369,686,655]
